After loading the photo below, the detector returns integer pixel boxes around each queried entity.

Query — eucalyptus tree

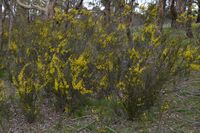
[16,0,57,19]
[157,0,166,33]
[0,1,3,50]
[195,0,200,23]
[186,0,193,38]
[169,0,187,28]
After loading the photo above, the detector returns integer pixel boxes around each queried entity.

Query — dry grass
[0,72,199,133]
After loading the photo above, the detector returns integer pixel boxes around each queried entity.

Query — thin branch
[75,0,84,10]
[3,0,14,16]
[16,0,46,12]
[77,120,96,132]
[16,0,32,9]
[32,4,46,12]
[70,115,92,121]
[105,126,118,133]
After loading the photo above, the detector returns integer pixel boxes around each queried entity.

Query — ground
[0,71,200,133]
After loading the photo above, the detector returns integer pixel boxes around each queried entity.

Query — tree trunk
[176,0,186,28]
[170,0,177,28]
[177,0,186,14]
[126,0,135,48]
[0,2,3,50]
[16,0,56,19]
[8,9,14,48]
[186,0,193,38]
[46,0,57,19]
[197,3,200,23]
[104,0,111,23]
[157,0,166,33]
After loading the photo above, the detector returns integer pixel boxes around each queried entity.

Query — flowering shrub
[5,6,199,122]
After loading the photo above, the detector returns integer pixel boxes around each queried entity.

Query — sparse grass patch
[0,69,5,79]
[0,80,12,132]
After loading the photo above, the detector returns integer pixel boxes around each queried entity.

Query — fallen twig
[105,126,118,133]
[70,115,92,121]
[77,120,96,132]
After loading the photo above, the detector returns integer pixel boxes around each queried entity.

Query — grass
[41,72,199,132]
[60,72,200,132]
[0,69,199,132]
[0,69,5,79]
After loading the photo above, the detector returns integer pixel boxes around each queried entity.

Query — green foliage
[0,69,5,78]
[12,63,45,123]
[4,5,200,122]
[0,80,11,131]
[177,12,196,26]
[121,23,199,118]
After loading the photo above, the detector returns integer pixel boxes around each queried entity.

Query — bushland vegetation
[0,0,199,132]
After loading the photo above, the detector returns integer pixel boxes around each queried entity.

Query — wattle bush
[4,7,199,122]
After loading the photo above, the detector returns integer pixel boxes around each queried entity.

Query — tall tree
[170,0,187,28]
[0,1,3,50]
[101,0,112,23]
[177,0,186,28]
[196,0,200,23]
[46,0,57,18]
[186,0,193,38]
[157,0,166,33]
[177,0,186,15]
[170,0,177,28]
[126,0,135,48]
[8,0,14,48]
[16,0,57,19]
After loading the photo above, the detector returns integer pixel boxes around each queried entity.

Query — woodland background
[0,0,200,132]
